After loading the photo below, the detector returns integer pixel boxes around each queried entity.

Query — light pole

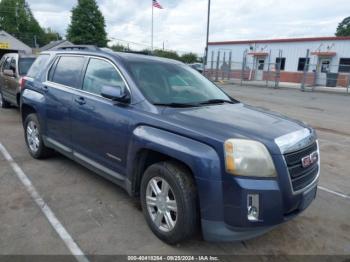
[203,0,211,74]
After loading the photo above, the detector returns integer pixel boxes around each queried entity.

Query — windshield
[129,61,232,105]
[19,58,36,75]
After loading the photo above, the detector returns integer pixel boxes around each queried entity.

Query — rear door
[44,55,86,151]
[71,57,131,176]
[0,56,8,95]
[1,56,12,100]
[6,56,20,104]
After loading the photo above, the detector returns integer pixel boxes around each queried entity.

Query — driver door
[71,57,131,176]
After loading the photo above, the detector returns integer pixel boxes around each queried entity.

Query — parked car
[189,63,204,73]
[0,53,36,108]
[20,46,320,244]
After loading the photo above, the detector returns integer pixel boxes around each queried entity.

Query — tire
[0,90,11,108]
[24,114,52,159]
[140,161,198,244]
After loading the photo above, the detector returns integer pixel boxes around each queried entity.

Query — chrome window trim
[282,140,320,195]
[45,54,132,101]
[43,80,113,103]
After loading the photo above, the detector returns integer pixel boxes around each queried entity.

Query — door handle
[74,97,86,105]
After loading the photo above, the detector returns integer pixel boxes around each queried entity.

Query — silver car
[0,53,36,108]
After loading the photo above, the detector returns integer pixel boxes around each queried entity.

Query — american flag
[152,0,163,9]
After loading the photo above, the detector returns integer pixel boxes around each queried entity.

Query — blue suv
[21,46,320,244]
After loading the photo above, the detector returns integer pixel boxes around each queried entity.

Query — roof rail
[121,50,152,56]
[56,45,100,51]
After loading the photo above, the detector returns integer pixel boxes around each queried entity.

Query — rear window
[27,54,50,78]
[50,56,85,88]
[19,58,35,75]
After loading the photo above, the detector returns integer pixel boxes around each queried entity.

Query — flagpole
[203,0,211,73]
[151,0,154,51]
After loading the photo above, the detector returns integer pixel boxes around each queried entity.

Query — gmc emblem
[301,151,318,168]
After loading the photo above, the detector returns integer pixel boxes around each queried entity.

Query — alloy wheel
[26,121,40,153]
[146,177,178,232]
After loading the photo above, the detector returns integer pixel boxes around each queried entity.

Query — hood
[161,103,309,154]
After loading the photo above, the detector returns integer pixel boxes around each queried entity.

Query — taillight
[19,77,26,90]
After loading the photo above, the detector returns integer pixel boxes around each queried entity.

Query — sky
[27,0,350,55]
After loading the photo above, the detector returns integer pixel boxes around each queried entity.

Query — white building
[0,30,32,58]
[208,36,350,87]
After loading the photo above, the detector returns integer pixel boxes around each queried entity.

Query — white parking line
[0,143,89,262]
[318,186,350,200]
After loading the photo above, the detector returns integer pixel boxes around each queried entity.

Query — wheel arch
[130,148,195,197]
[126,125,221,197]
[21,103,37,125]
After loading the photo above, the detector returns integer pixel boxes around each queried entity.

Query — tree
[0,0,46,47]
[44,28,62,43]
[110,43,128,52]
[180,52,198,64]
[67,0,108,47]
[153,49,181,60]
[336,17,350,36]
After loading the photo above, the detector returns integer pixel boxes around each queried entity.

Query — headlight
[224,139,276,177]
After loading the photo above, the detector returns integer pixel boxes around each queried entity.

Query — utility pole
[34,35,38,49]
[151,0,154,51]
[203,0,211,74]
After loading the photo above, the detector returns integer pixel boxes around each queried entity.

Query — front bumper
[202,220,275,242]
[196,163,318,242]
[201,184,317,242]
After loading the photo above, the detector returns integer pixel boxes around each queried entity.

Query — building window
[297,58,310,71]
[339,58,350,73]
[276,57,286,71]
[321,60,330,73]
[257,59,265,70]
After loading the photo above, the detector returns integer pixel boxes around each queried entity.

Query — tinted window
[276,57,286,71]
[83,58,126,95]
[297,58,310,71]
[0,56,5,68]
[3,57,11,71]
[339,58,350,73]
[27,54,50,78]
[52,56,85,88]
[19,58,35,75]
[129,61,230,104]
[10,58,16,72]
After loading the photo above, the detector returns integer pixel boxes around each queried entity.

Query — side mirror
[101,85,130,104]
[4,69,15,77]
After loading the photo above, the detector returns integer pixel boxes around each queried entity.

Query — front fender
[127,126,221,181]
[126,126,224,221]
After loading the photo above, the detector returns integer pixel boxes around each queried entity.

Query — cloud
[27,0,350,54]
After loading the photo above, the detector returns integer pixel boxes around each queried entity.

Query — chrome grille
[284,142,319,192]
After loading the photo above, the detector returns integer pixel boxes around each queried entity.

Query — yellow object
[225,142,233,154]
[225,156,235,173]
[0,42,10,49]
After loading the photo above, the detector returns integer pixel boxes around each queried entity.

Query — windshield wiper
[199,99,234,105]
[153,102,199,108]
